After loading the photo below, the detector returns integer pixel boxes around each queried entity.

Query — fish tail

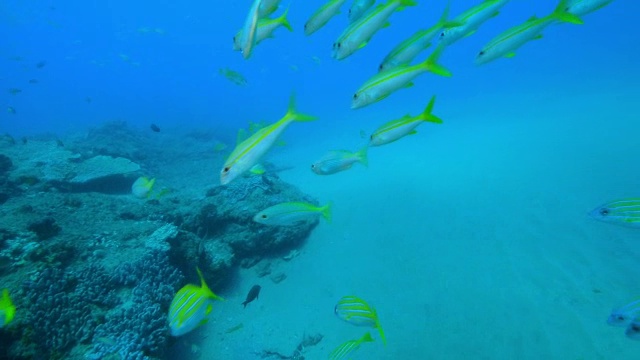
[553,0,583,24]
[398,0,418,9]
[196,267,224,301]
[437,2,463,29]
[423,44,452,77]
[356,146,369,167]
[377,321,387,346]
[145,178,156,198]
[285,93,317,122]
[279,6,293,32]
[419,95,443,124]
[321,202,333,223]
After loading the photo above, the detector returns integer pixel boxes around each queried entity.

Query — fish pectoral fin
[533,34,543,40]
[504,52,516,58]
[408,130,418,135]
[491,11,500,18]
[197,318,209,328]
[403,82,414,89]
[358,41,368,49]
[382,22,391,28]
[205,304,213,315]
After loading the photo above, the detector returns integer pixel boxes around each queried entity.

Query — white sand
[188,91,639,359]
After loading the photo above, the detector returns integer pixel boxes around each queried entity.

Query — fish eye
[439,32,444,37]
[353,93,358,100]
[261,214,267,219]
[479,51,485,56]
[233,36,236,42]
[348,9,352,14]
[304,24,307,30]
[338,43,341,48]
[378,64,383,71]
[600,209,609,216]
[223,167,230,173]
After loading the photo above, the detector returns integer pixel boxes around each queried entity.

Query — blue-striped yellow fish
[221,94,316,185]
[131,176,156,199]
[335,295,386,345]
[0,289,15,328]
[352,44,450,109]
[254,201,332,226]
[311,147,368,175]
[329,332,374,360]
[475,0,583,65]
[370,95,442,146]
[590,198,640,228]
[168,268,224,337]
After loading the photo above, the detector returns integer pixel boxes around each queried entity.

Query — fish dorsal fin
[504,52,516,58]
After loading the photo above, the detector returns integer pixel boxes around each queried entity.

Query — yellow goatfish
[348,0,375,23]
[221,94,316,185]
[370,95,442,146]
[253,201,332,226]
[311,147,368,175]
[240,0,263,59]
[439,0,510,47]
[565,0,613,17]
[333,0,417,60]
[234,7,293,50]
[352,44,450,109]
[329,332,374,360]
[258,0,281,18]
[476,0,583,65]
[379,3,461,72]
[304,0,348,36]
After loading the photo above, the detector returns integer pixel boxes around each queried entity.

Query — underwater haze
[1,0,639,359]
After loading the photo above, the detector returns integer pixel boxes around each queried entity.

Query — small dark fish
[150,124,161,132]
[28,79,39,84]
[242,285,261,308]
[8,88,22,95]
[36,61,47,69]
[7,107,16,114]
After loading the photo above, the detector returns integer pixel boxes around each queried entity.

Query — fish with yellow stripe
[335,295,386,345]
[590,198,640,228]
[352,44,450,109]
[328,332,374,360]
[168,267,224,337]
[221,93,317,185]
[332,0,418,60]
[370,95,442,146]
[475,0,583,65]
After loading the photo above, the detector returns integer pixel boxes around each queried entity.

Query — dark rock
[0,154,12,174]
[28,217,61,240]
[0,193,8,205]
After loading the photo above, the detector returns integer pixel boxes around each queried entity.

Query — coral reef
[0,121,322,359]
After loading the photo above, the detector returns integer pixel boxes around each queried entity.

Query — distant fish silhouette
[150,124,161,132]
[36,61,46,69]
[28,79,38,84]
[242,285,261,308]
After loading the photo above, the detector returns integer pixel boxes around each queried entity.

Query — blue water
[2,0,639,359]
